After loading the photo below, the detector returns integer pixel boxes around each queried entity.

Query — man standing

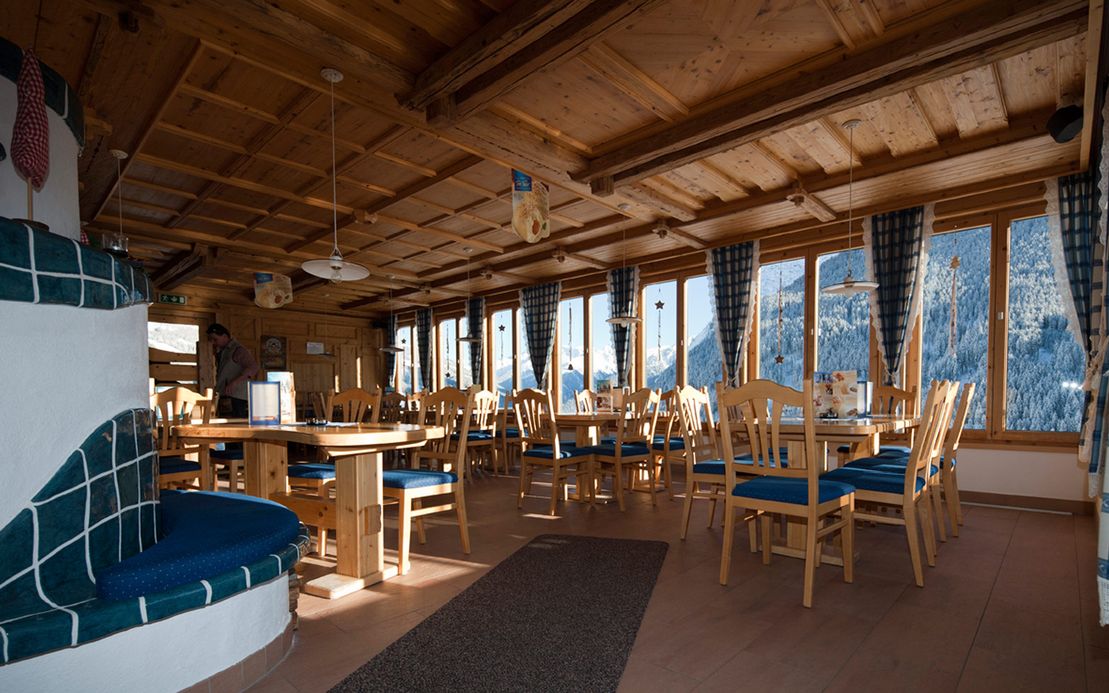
[206,323,259,417]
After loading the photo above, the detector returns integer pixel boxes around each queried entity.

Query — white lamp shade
[606,315,641,327]
[301,256,370,282]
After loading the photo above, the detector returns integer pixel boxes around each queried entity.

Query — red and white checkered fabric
[11,48,50,190]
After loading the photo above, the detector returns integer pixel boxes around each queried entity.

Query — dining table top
[175,421,445,447]
[771,415,920,435]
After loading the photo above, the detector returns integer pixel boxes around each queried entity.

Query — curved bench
[0,409,310,666]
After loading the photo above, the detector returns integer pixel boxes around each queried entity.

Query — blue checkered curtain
[608,266,639,387]
[707,241,759,386]
[416,308,433,390]
[383,313,398,391]
[466,296,485,387]
[864,204,933,385]
[520,282,561,390]
[1088,94,1109,626]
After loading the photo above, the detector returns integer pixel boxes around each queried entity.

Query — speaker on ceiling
[1047,105,1083,143]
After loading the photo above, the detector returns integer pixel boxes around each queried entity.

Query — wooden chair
[462,389,499,476]
[332,386,381,423]
[497,391,524,473]
[591,388,661,511]
[151,387,215,491]
[411,388,470,475]
[575,388,599,413]
[823,381,957,587]
[405,391,425,423]
[674,385,730,539]
[651,387,682,498]
[718,379,855,608]
[375,391,407,424]
[837,384,919,463]
[516,389,594,516]
[384,388,471,575]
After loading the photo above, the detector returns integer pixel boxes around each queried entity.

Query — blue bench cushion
[95,491,302,601]
[836,443,912,456]
[652,436,685,451]
[843,456,938,476]
[450,431,495,441]
[731,477,855,505]
[287,462,336,480]
[822,467,926,494]
[160,456,201,475]
[586,442,650,457]
[382,469,457,489]
[523,445,591,460]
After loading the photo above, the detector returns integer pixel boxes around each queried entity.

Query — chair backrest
[376,391,407,423]
[332,387,381,423]
[615,388,661,446]
[421,387,470,460]
[718,379,818,500]
[514,388,562,452]
[151,386,213,452]
[575,388,598,413]
[943,382,976,466]
[898,380,958,496]
[674,385,719,465]
[470,389,498,433]
[872,384,919,416]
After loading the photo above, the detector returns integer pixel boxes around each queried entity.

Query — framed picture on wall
[260,335,287,370]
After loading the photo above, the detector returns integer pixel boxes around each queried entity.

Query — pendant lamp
[301,68,369,283]
[823,119,877,296]
[380,285,404,354]
[103,149,130,258]
[460,248,482,344]
[607,225,641,326]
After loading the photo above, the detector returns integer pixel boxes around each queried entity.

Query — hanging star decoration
[654,299,665,311]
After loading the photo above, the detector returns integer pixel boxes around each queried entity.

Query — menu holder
[814,370,871,418]
[248,381,281,425]
[266,371,296,424]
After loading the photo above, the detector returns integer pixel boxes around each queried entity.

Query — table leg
[304,451,396,599]
[243,440,287,499]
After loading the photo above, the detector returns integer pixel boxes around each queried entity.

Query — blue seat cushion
[836,443,912,455]
[287,462,336,480]
[450,431,495,442]
[876,450,957,469]
[95,491,301,600]
[523,445,591,460]
[731,477,855,505]
[502,427,521,438]
[159,456,201,475]
[843,456,938,477]
[586,442,651,457]
[652,436,685,451]
[382,469,457,489]
[210,443,244,461]
[822,467,926,494]
[734,448,789,467]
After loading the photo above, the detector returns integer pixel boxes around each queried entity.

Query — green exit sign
[158,293,187,305]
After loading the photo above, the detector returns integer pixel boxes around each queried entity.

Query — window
[1005,216,1085,432]
[492,309,514,395]
[758,258,806,391]
[590,293,615,391]
[922,225,990,429]
[395,325,412,394]
[644,280,677,392]
[517,310,538,389]
[685,275,721,411]
[558,297,584,411]
[459,332,474,390]
[438,319,457,388]
[148,321,198,354]
[816,249,870,374]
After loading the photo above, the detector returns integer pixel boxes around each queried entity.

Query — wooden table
[177,422,444,599]
[555,412,624,446]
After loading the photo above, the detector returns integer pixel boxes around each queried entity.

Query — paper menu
[266,371,296,424]
[813,370,870,418]
[248,381,281,425]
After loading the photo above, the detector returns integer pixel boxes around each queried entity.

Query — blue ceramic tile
[88,475,119,527]
[35,487,86,558]
[207,567,248,602]
[37,541,95,606]
[73,598,142,644]
[88,520,120,574]
[80,244,112,279]
[0,266,34,302]
[116,464,139,513]
[139,504,157,550]
[33,451,86,503]
[3,606,75,663]
[0,220,30,266]
[0,509,33,585]
[84,420,115,477]
[143,582,207,622]
[0,571,49,623]
[114,412,139,464]
[118,508,140,559]
[33,231,78,274]
[35,274,82,306]
[83,278,115,308]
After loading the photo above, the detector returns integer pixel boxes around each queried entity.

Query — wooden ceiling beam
[409,0,667,125]
[1080,0,1106,169]
[574,0,1087,186]
[579,42,689,122]
[150,245,213,290]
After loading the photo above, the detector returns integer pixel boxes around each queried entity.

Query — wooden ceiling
[1,0,1101,317]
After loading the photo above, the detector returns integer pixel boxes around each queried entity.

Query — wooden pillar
[803,253,818,382]
[243,440,287,499]
[583,295,593,392]
[676,278,687,387]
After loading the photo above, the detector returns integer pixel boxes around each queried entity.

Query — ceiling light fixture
[823,119,878,296]
[380,281,404,354]
[301,68,369,283]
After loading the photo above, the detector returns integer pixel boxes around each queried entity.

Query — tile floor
[249,475,1108,692]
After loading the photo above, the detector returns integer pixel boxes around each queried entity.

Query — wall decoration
[260,334,287,369]
[253,272,293,308]
[511,169,550,243]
